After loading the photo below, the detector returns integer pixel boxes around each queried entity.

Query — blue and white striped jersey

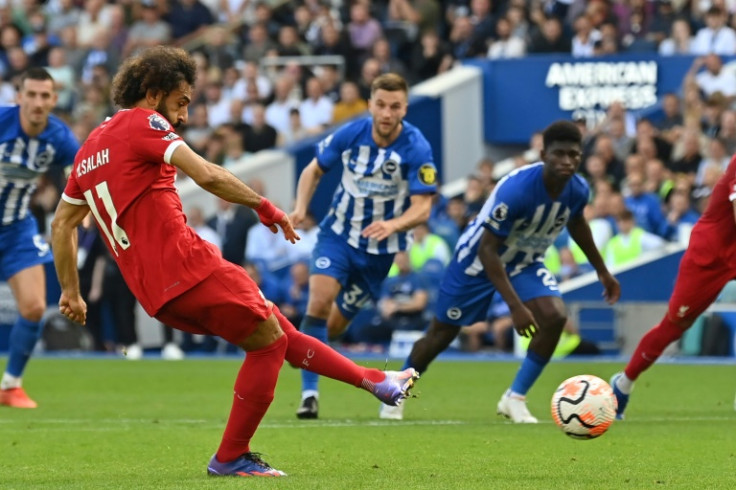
[0,106,79,225]
[452,162,589,279]
[315,117,437,255]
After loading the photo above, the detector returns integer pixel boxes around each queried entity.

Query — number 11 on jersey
[83,181,131,255]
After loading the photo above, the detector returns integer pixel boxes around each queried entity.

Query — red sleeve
[61,170,86,206]
[130,109,186,165]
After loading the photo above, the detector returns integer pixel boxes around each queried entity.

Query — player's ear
[145,89,163,107]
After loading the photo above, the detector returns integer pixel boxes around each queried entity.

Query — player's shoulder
[125,107,174,132]
[0,105,18,120]
[400,120,431,150]
[568,173,591,199]
[45,112,75,136]
[498,162,543,188]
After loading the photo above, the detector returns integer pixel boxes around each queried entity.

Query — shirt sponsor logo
[162,132,179,141]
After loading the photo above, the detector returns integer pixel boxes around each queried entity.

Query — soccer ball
[550,375,617,440]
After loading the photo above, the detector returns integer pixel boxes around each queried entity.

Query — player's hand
[599,271,620,305]
[509,304,539,339]
[257,198,300,243]
[59,292,87,326]
[289,209,306,229]
[361,220,398,241]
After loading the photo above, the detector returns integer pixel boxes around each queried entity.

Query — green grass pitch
[1,358,734,489]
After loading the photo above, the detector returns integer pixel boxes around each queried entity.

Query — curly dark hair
[111,46,196,108]
[542,120,582,149]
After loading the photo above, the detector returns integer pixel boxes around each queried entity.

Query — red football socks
[216,335,287,462]
[625,316,686,381]
[272,305,385,387]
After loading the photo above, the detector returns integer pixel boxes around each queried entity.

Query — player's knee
[544,312,567,332]
[17,301,46,322]
[307,295,333,318]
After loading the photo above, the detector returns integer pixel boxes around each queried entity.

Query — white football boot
[497,391,538,423]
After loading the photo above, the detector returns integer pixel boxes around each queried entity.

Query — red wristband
[256,197,284,224]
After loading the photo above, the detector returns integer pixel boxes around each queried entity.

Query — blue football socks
[510,350,549,396]
[6,316,43,377]
[300,315,327,395]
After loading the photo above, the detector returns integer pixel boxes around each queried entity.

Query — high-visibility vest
[409,234,446,271]
[606,228,644,267]
[544,246,561,276]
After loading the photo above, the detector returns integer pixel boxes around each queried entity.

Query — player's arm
[567,214,620,304]
[290,158,325,228]
[169,143,299,243]
[477,230,538,338]
[361,193,433,241]
[50,199,90,325]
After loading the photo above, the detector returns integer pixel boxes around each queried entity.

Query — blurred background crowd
[6,0,736,357]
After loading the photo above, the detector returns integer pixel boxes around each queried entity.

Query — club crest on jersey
[315,257,331,269]
[418,164,437,185]
[447,307,462,321]
[148,113,171,131]
[491,202,508,222]
[382,159,398,174]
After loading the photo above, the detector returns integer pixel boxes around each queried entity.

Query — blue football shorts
[309,228,395,319]
[0,215,53,281]
[434,260,561,326]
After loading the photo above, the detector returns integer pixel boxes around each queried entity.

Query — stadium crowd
[4,0,736,355]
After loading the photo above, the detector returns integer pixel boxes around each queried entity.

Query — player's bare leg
[1,265,46,409]
[297,274,341,418]
[498,296,566,424]
[208,314,288,477]
[380,318,460,420]
[272,305,417,409]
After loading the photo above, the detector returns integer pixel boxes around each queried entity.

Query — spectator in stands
[46,0,82,37]
[45,47,76,113]
[123,0,171,58]
[408,222,451,271]
[314,22,356,79]
[386,0,441,41]
[691,6,736,56]
[372,37,408,79]
[208,197,258,266]
[688,54,736,102]
[488,16,526,58]
[187,206,222,251]
[644,158,674,201]
[665,188,700,245]
[670,128,704,176]
[657,92,684,134]
[571,12,602,57]
[448,14,478,59]
[204,80,233,127]
[624,171,672,239]
[232,61,272,107]
[527,15,571,54]
[241,103,278,153]
[278,261,310,329]
[373,251,430,341]
[242,22,277,63]
[658,17,693,56]
[697,137,730,185]
[199,26,237,72]
[76,0,114,49]
[165,0,215,45]
[332,80,368,124]
[605,209,666,268]
[462,295,513,353]
[718,110,736,154]
[278,107,309,146]
[277,25,312,57]
[593,134,626,188]
[408,30,452,84]
[647,0,677,48]
[299,76,334,134]
[347,1,383,59]
[265,75,299,135]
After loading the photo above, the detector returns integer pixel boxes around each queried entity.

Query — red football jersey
[62,108,220,315]
[690,154,736,265]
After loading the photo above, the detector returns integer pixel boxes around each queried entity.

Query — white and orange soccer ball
[550,375,617,439]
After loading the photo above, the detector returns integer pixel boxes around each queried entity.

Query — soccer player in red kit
[50,46,418,477]
[610,155,736,420]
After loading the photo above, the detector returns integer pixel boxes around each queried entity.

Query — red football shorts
[667,245,736,324]
[155,260,272,345]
